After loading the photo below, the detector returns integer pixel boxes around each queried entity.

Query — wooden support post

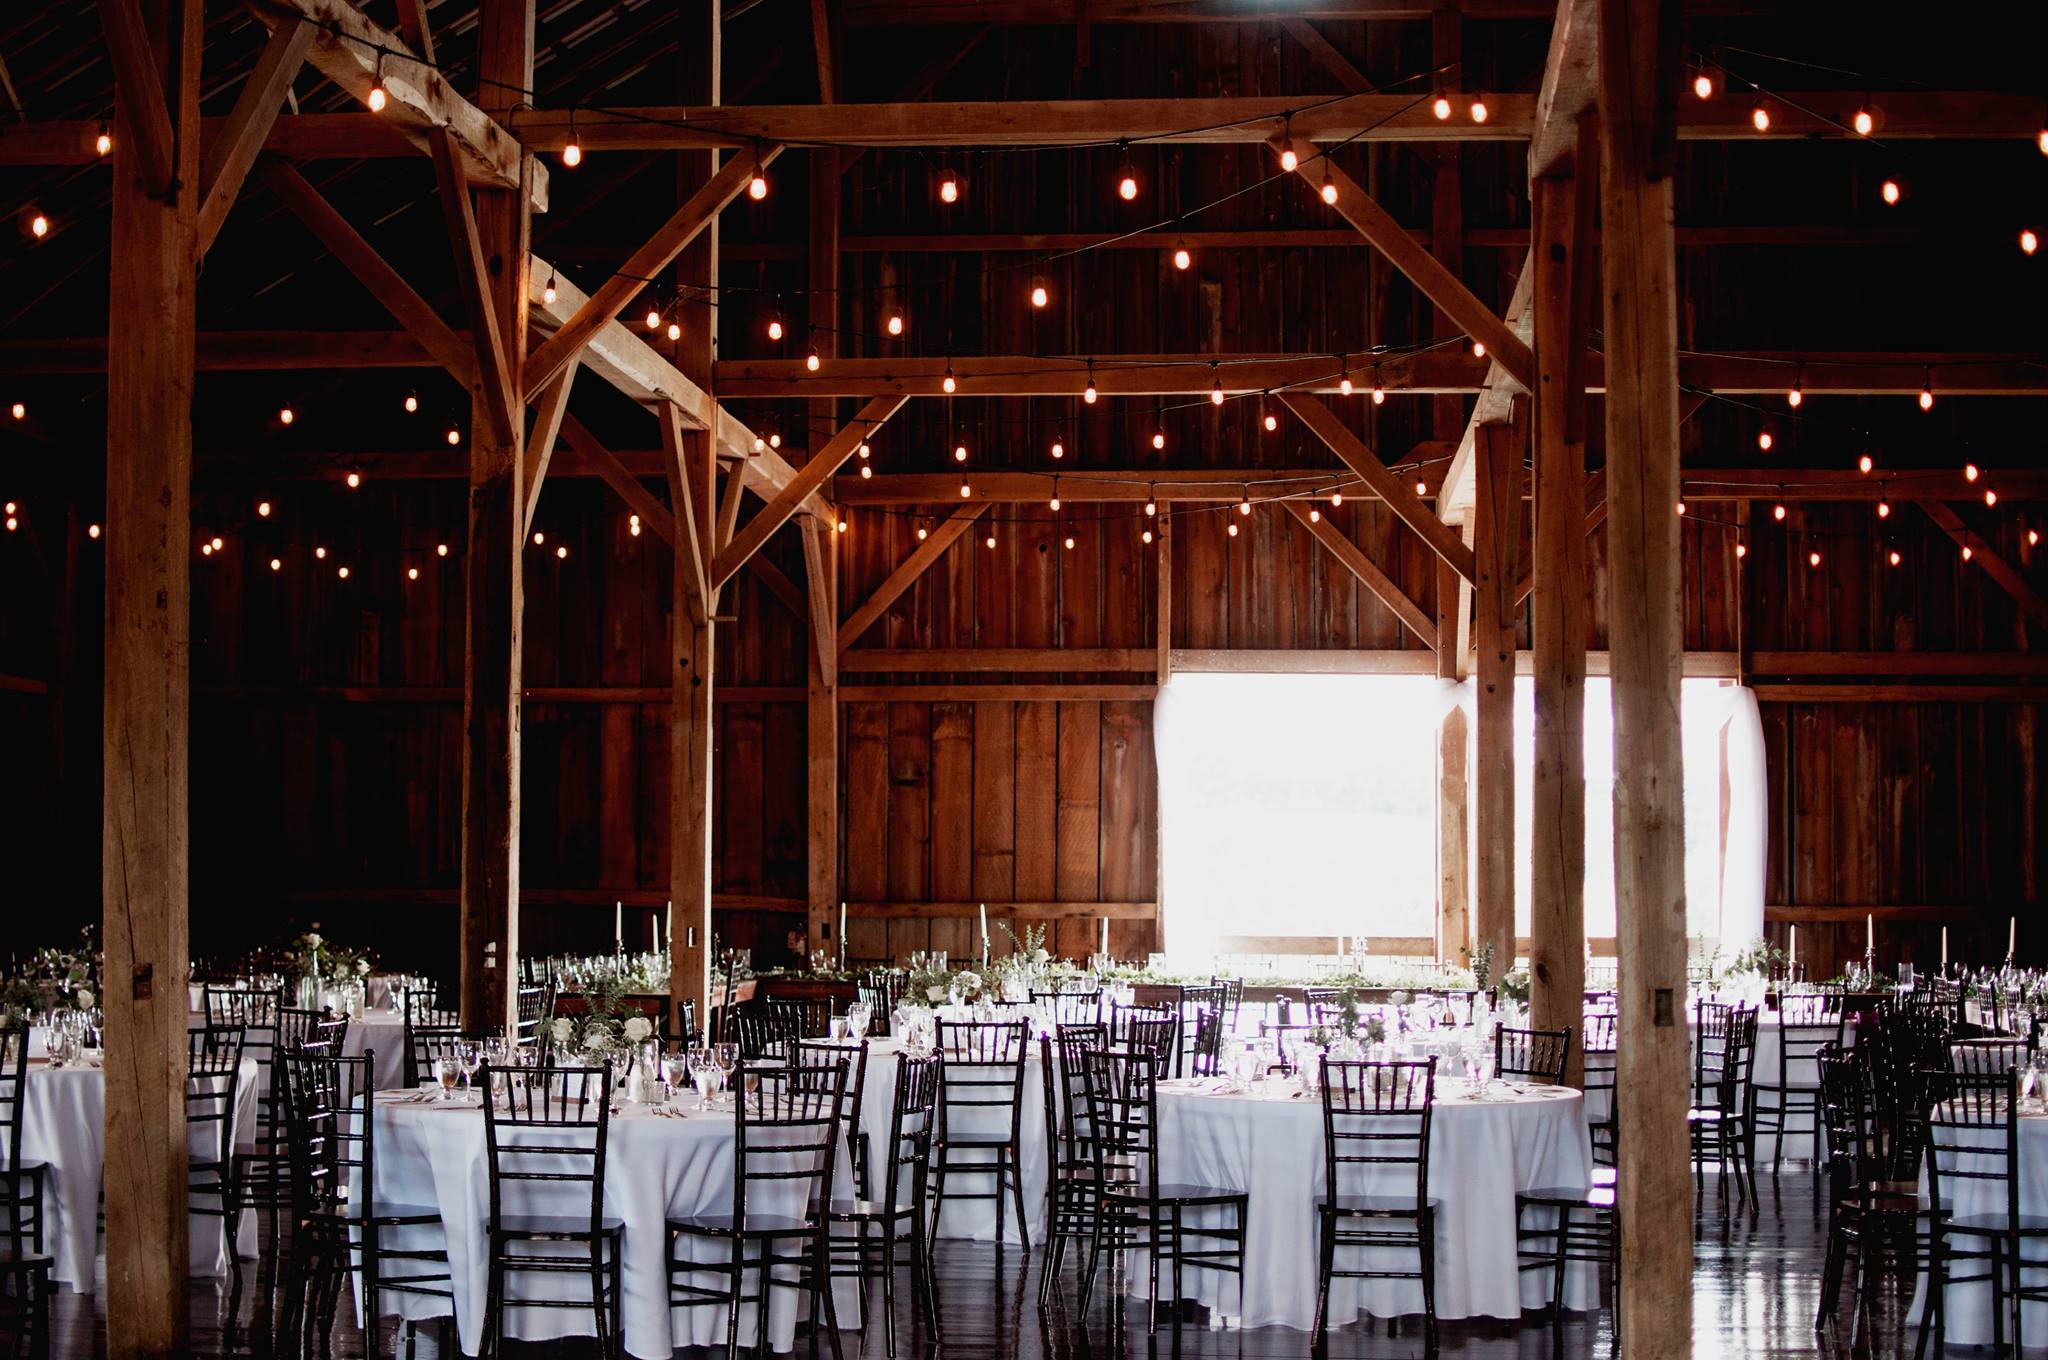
[456,0,532,1035]
[668,0,719,1031]
[1471,418,1520,975]
[1437,704,1471,964]
[803,519,838,960]
[103,2,199,1353]
[1156,501,1173,687]
[1599,0,1695,1345]
[1529,165,1589,1088]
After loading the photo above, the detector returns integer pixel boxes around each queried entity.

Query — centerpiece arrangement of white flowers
[548,971,657,1060]
[2,926,102,1024]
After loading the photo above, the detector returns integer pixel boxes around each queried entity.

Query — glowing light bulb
[1064,535,1075,551]
[3,502,12,514]
[1280,146,1298,172]
[1211,380,1225,406]
[767,319,784,341]
[447,427,460,445]
[1919,386,1935,411]
[1372,384,1385,406]
[543,275,557,305]
[268,557,280,571]
[1432,96,1452,120]
[338,565,350,579]
[1758,431,1774,452]
[367,82,386,113]
[1987,489,2000,507]
[768,433,781,448]
[1773,503,1787,521]
[1050,495,1062,511]
[199,541,211,555]
[1142,529,1154,544]
[1309,508,1321,524]
[1693,72,1714,100]
[1083,381,1097,404]
[1877,500,1891,519]
[1966,463,1980,482]
[1858,454,1874,474]
[1173,244,1191,271]
[1735,542,1748,559]
[95,125,111,156]
[954,444,968,463]
[1320,173,1338,205]
[1471,340,1486,359]
[407,566,419,581]
[917,525,929,541]
[2025,230,2041,256]
[630,520,642,536]
[1144,498,1156,517]
[748,170,768,200]
[1676,501,1687,516]
[1228,522,1239,538]
[314,546,327,559]
[7,403,20,420]
[1331,493,1342,508]
[28,214,47,239]
[835,521,847,535]
[806,350,820,372]
[1787,385,1802,408]
[944,369,958,395]
[858,443,870,460]
[939,173,959,204]
[1051,438,1065,459]
[1751,104,1770,132]
[2040,129,2048,156]
[404,391,418,413]
[1238,499,1251,516]
[1880,178,1901,206]
[985,534,996,548]
[1415,479,1428,496]
[1339,374,1353,397]
[1117,172,1138,201]
[562,140,582,168]
[1152,430,1166,451]
[436,543,448,557]
[279,405,295,425]
[345,472,361,489]
[858,464,872,480]
[533,532,544,545]
[1469,99,1488,123]
[88,524,101,539]
[960,483,971,498]
[1031,283,1049,309]
[1808,551,1821,568]
[1888,549,1901,567]
[1963,545,1974,561]
[1853,107,1875,136]
[887,313,904,336]
[667,322,681,341]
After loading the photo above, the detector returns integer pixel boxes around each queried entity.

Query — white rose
[957,971,981,991]
[1032,949,1050,965]
[552,1017,574,1044]
[583,1030,609,1051]
[622,1016,653,1043]
[305,933,322,948]
[926,984,948,1002]
[75,989,94,1009]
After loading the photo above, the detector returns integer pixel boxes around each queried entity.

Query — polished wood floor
[18,1170,1940,1358]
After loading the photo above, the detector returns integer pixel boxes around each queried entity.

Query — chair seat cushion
[1317,1195,1444,1216]
[1945,1212,2048,1236]
[492,1213,624,1237]
[670,1212,817,1236]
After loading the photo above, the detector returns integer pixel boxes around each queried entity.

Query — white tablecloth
[1145,1077,1595,1330]
[20,1057,259,1291]
[343,1010,408,1090]
[1908,1109,2048,1344]
[860,1041,1047,1246]
[371,1093,841,1359]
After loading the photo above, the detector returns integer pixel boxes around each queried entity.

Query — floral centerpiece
[1,926,100,1023]
[548,970,656,1058]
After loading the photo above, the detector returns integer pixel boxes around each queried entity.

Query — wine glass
[434,1055,461,1102]
[454,1039,483,1094]
[846,1002,872,1042]
[713,1042,738,1106]
[690,1049,719,1109]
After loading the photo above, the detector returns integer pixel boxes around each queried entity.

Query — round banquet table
[1908,1104,2048,1344]
[370,1090,860,1359]
[22,1056,259,1291]
[1140,1075,1596,1330]
[342,1009,408,1090]
[858,1040,1048,1246]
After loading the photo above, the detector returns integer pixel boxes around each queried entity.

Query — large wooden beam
[521,359,576,534]
[802,518,838,960]
[504,92,2046,151]
[97,0,177,198]
[248,0,545,207]
[1281,393,1477,583]
[1471,418,1520,976]
[1921,502,2048,635]
[103,0,198,1353]
[194,17,311,255]
[1438,704,1470,964]
[666,401,717,1028]
[1282,501,1438,648]
[1600,0,1694,1345]
[524,146,784,395]
[1527,160,1590,1089]
[259,160,477,383]
[1280,137,1533,389]
[712,395,907,588]
[837,501,987,650]
[455,0,532,1036]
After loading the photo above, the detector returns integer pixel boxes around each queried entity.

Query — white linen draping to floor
[21,1057,258,1290]
[1907,1106,2048,1346]
[341,1009,408,1090]
[860,1041,1048,1246]
[1143,1076,1596,1330]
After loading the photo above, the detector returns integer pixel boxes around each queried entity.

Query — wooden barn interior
[2,0,2046,1354]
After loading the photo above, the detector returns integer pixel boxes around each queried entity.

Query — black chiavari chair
[798,1040,871,1199]
[0,1023,51,1352]
[1920,1068,2048,1355]
[1814,1043,1923,1336]
[1690,1001,1759,1212]
[1581,1011,1619,1172]
[825,1053,941,1357]
[278,1047,453,1359]
[858,972,900,1036]
[403,987,460,1031]
[667,1053,849,1360]
[1039,1022,1106,1304]
[479,1063,623,1359]
[1032,989,1102,1028]
[1493,1025,1572,1085]
[187,1024,249,1306]
[1079,1047,1248,1338]
[931,1020,1032,1249]
[1951,1037,2031,1074]
[1755,989,1845,1179]
[1315,1059,1440,1357]
[729,1003,802,1062]
[1105,1004,1178,1071]
[406,1026,490,1092]
[515,987,547,1048]
[1210,978,1245,1035]
[240,1005,348,1220]
[1176,985,1227,1078]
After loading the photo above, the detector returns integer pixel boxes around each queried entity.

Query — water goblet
[434,1055,461,1102]
[454,1039,483,1094]
[846,1002,872,1041]
[690,1049,720,1109]
[713,1042,739,1106]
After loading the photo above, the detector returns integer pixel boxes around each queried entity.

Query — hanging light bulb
[1211,375,1225,406]
[338,565,350,579]
[199,541,212,555]
[1338,358,1352,397]
[1172,241,1191,271]
[1987,488,2000,507]
[1919,383,1935,411]
[1471,340,1486,359]
[1675,501,1687,516]
[1877,499,1891,519]
[1330,492,1342,508]
[858,464,872,479]
[939,170,960,204]
[748,159,768,200]
[8,403,22,420]
[917,523,929,541]
[1692,69,1714,100]
[1773,503,1787,521]
[1858,454,1874,474]
[1416,479,1429,496]
[1853,105,1877,137]
[1735,542,1748,560]
[1228,522,1239,538]
[257,500,272,518]
[1064,534,1075,551]
[279,405,295,426]
[1142,528,1154,544]
[1880,178,1902,206]
[806,348,821,372]
[562,113,582,167]
[1751,103,1770,132]
[985,533,997,548]
[543,275,557,305]
[954,442,968,463]
[645,308,662,331]
[1371,369,1385,405]
[662,320,679,342]
[437,544,449,557]
[767,317,784,341]
[1116,142,1138,201]
[1309,508,1321,524]
[1153,428,1166,450]
[1083,363,1097,404]
[834,520,847,536]
[1808,550,1822,568]
[1144,487,1157,517]
[886,313,905,336]
[2024,229,2040,256]
[2040,128,2048,156]
[1031,281,1049,309]
[1279,144,1298,173]
[1966,463,1980,482]
[1320,171,1338,206]
[1963,545,1974,561]
[533,532,545,545]
[1051,435,1065,459]
[1468,98,1489,123]
[447,425,461,446]
[1432,95,1452,120]
[28,213,47,239]
[857,443,870,460]
[1787,382,1802,409]
[95,123,111,156]
[768,433,782,448]
[960,482,972,498]
[1758,430,1774,452]
[268,556,280,571]
[367,55,387,112]
[345,471,362,489]
[1238,496,1252,516]
[1889,549,1902,567]
[629,515,642,537]
[943,365,957,395]
[407,566,419,581]
[314,545,327,560]
[404,390,419,413]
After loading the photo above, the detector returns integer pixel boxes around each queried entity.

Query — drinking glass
[690,1049,719,1108]
[454,1039,483,1093]
[846,1002,872,1041]
[434,1055,461,1101]
[713,1043,739,1105]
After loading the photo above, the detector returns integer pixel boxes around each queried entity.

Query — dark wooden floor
[20,1171,1941,1358]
